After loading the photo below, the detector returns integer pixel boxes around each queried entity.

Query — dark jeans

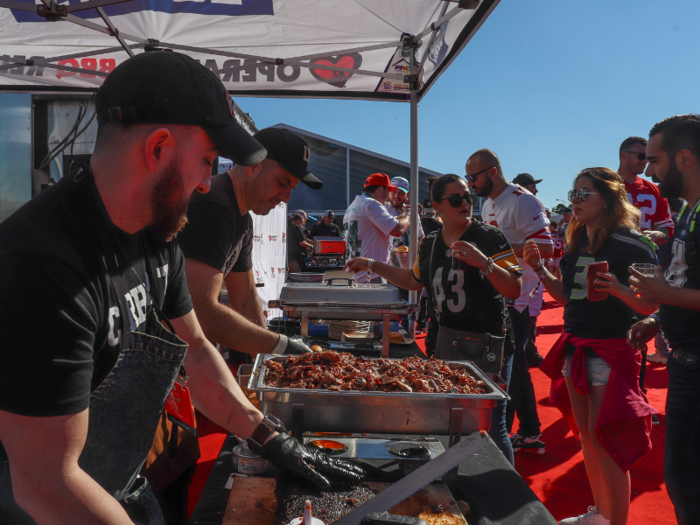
[505,306,541,437]
[526,315,539,359]
[665,357,700,525]
[489,352,514,465]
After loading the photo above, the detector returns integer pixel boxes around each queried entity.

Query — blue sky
[236,1,700,211]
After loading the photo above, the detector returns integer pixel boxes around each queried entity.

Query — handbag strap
[427,233,442,324]
[427,230,507,336]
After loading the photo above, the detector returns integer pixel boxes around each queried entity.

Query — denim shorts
[562,356,611,386]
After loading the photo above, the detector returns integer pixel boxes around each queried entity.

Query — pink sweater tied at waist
[540,331,658,472]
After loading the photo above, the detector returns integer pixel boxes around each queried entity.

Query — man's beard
[658,159,684,199]
[474,177,493,198]
[150,160,192,241]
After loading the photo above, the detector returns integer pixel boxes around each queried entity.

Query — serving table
[186,432,556,525]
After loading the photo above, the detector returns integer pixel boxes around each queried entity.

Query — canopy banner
[0,0,499,101]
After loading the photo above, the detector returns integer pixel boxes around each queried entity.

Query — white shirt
[344,194,399,281]
[481,183,552,312]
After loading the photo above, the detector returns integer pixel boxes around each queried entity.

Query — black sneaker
[527,353,545,368]
[652,414,660,426]
[511,433,546,455]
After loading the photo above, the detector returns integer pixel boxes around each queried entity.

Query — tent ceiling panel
[0,0,499,101]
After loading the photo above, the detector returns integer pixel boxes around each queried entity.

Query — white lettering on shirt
[107,306,121,346]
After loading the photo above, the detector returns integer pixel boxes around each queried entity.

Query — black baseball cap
[253,128,323,190]
[561,207,572,213]
[95,50,266,166]
[513,173,543,186]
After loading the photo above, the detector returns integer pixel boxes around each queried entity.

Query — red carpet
[187,295,674,523]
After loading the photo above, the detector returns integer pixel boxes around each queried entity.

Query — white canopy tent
[0,0,501,331]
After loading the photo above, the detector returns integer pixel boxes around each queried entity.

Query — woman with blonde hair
[523,168,659,525]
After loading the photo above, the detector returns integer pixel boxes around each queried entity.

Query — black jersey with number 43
[561,226,657,339]
[412,222,521,335]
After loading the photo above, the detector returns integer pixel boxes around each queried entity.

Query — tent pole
[346,146,350,208]
[408,49,419,340]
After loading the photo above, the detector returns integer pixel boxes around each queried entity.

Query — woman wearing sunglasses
[523,168,659,525]
[345,173,522,461]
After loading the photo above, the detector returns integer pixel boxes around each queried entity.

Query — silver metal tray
[272,281,410,321]
[279,281,403,303]
[247,354,509,435]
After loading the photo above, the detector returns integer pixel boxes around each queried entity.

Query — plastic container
[232,443,268,475]
[288,518,324,525]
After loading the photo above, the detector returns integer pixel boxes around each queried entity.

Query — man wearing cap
[0,52,362,525]
[512,173,542,196]
[386,176,425,255]
[344,173,410,282]
[179,127,324,359]
[512,173,546,368]
[309,211,341,239]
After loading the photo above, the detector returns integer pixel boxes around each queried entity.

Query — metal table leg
[382,313,391,358]
[301,311,309,338]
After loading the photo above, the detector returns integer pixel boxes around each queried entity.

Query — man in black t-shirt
[287,213,314,273]
[309,210,341,239]
[0,52,361,525]
[179,127,324,358]
[628,114,700,525]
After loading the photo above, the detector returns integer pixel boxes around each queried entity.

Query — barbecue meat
[262,353,486,394]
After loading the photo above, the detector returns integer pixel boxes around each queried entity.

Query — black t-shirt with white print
[0,173,192,426]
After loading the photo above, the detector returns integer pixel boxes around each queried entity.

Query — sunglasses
[440,193,474,207]
[567,189,598,203]
[625,151,647,161]
[465,166,493,182]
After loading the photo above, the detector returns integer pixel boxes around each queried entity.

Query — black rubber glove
[260,433,365,489]
[285,336,313,355]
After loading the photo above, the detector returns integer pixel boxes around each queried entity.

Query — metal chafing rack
[245,354,509,441]
[269,271,416,356]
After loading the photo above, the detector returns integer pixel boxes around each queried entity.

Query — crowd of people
[0,49,697,525]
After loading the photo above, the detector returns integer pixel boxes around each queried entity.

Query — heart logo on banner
[310,53,363,88]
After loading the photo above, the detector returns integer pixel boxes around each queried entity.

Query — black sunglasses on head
[625,151,646,161]
[439,193,474,207]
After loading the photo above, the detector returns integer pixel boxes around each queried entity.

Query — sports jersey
[344,193,398,281]
[561,227,657,339]
[660,199,700,351]
[624,176,675,234]
[481,183,552,312]
[386,204,424,249]
[411,222,521,335]
[552,231,564,258]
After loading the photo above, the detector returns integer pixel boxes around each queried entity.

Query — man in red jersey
[617,135,674,425]
[617,136,675,244]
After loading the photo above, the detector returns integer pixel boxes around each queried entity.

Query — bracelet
[649,313,662,326]
[479,257,494,279]
[534,262,544,273]
[367,258,374,273]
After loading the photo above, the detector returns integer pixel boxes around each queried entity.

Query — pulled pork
[262,353,486,394]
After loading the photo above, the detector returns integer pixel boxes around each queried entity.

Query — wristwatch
[246,414,287,453]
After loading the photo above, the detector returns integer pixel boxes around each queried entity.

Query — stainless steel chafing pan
[246,354,509,436]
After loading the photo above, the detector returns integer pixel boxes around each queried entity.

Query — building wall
[0,93,32,221]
